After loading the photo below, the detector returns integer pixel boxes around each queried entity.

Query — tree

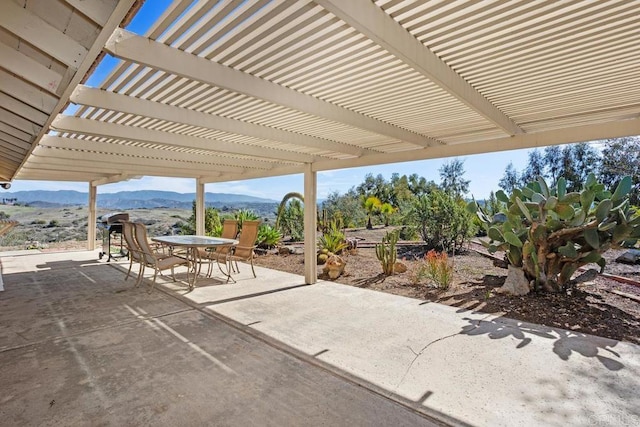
[439,158,470,198]
[566,143,601,192]
[181,200,221,235]
[356,173,392,203]
[499,162,520,194]
[363,196,382,229]
[543,146,563,186]
[486,191,502,216]
[520,149,545,185]
[322,189,366,228]
[407,173,436,197]
[600,137,640,206]
[379,202,395,226]
[406,190,476,252]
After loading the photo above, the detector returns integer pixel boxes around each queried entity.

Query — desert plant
[318,220,348,254]
[424,250,454,290]
[277,198,304,241]
[257,225,282,248]
[468,174,640,292]
[375,229,399,275]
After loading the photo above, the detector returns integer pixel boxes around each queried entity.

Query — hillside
[3,190,278,209]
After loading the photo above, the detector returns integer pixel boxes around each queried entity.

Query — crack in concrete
[394,314,494,391]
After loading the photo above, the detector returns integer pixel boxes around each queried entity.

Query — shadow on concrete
[459,316,624,370]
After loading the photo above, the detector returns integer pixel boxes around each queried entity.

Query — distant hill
[4,190,278,209]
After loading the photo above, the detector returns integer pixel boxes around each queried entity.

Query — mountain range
[3,190,278,209]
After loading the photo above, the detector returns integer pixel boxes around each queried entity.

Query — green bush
[406,189,476,252]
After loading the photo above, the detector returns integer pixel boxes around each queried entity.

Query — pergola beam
[71,85,374,157]
[0,42,65,95]
[0,70,58,113]
[23,156,225,179]
[0,93,49,126]
[312,118,640,172]
[13,0,137,182]
[91,173,138,186]
[316,0,523,136]
[39,135,264,171]
[65,0,118,26]
[0,0,88,68]
[105,28,440,149]
[52,114,315,164]
[0,109,42,135]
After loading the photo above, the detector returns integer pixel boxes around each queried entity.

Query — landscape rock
[322,254,346,280]
[615,249,640,265]
[498,265,531,296]
[279,246,303,255]
[394,261,408,274]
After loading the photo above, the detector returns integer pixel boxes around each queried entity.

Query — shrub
[424,250,453,290]
[406,190,476,252]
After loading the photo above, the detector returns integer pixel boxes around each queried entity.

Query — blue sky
[4,1,609,201]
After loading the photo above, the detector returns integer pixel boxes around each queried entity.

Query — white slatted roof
[3,0,640,186]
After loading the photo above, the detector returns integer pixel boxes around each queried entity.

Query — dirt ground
[254,227,640,345]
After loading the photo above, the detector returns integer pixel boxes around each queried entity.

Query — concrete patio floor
[1,250,639,426]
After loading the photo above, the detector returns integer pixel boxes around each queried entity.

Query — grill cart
[98,212,129,262]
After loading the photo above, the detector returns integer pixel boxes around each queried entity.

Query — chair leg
[125,258,134,280]
[148,269,159,294]
[135,264,145,287]
[250,255,256,278]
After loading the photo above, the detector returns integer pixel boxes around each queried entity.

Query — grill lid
[100,212,129,224]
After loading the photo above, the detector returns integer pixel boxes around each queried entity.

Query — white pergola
[2,0,640,283]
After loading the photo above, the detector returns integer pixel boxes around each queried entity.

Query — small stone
[616,249,640,265]
[394,261,408,273]
[498,265,531,296]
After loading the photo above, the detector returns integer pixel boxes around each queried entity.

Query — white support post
[195,180,205,235]
[303,164,317,284]
[87,183,97,251]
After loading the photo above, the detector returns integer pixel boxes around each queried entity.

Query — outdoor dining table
[151,235,239,289]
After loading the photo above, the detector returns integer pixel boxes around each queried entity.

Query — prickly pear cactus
[468,174,640,292]
[375,229,399,276]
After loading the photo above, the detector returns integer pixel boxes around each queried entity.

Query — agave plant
[318,219,348,255]
[256,225,282,248]
[468,173,640,292]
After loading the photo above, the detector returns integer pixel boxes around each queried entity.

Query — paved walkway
[1,250,639,426]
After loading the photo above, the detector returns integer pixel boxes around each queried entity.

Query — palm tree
[363,196,381,229]
[379,202,395,226]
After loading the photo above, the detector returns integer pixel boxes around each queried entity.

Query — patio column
[195,179,205,235]
[303,164,317,284]
[87,183,97,250]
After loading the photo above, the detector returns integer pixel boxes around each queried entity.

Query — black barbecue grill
[98,212,129,262]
